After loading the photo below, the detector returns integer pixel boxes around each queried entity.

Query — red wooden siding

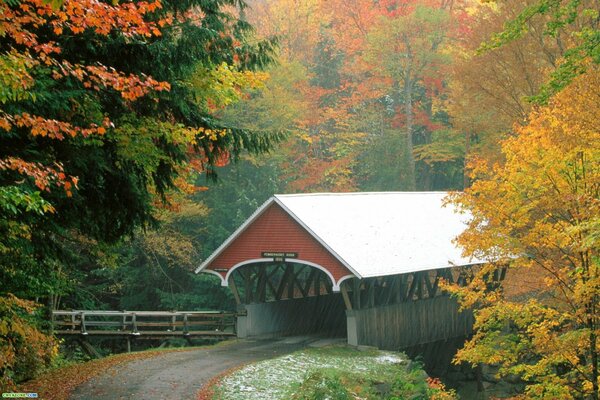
[206,203,354,284]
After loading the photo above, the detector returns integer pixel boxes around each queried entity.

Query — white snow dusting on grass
[214,346,406,400]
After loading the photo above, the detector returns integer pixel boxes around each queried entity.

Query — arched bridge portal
[226,261,347,338]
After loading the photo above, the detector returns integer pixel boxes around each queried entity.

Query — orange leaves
[1,0,172,100]
[0,157,78,196]
[51,62,171,101]
[54,0,167,38]
[1,0,168,50]
[1,112,110,139]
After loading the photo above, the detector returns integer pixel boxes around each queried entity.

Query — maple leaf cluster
[0,0,173,198]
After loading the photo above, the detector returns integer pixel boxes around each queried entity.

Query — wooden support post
[126,337,131,353]
[292,266,308,297]
[353,278,361,310]
[229,274,242,305]
[78,339,101,359]
[171,314,176,331]
[183,313,189,335]
[257,267,267,303]
[384,276,398,305]
[265,266,280,300]
[303,269,317,297]
[241,269,254,303]
[375,278,384,305]
[407,272,419,300]
[80,312,87,335]
[131,313,138,334]
[419,272,426,299]
[423,272,435,298]
[276,264,292,300]
[397,274,406,303]
[367,279,375,308]
[453,268,463,286]
[50,310,55,335]
[314,273,321,296]
[431,270,441,297]
[287,264,295,299]
[340,281,352,311]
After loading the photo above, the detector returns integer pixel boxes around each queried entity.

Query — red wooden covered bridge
[195,192,497,350]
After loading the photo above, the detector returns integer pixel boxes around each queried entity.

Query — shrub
[0,294,57,391]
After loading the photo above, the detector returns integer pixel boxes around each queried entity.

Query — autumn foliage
[1,0,277,388]
[448,67,600,399]
[0,295,57,391]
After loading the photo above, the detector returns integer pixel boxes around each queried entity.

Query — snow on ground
[215,348,406,400]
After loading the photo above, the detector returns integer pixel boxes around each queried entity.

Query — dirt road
[70,337,311,400]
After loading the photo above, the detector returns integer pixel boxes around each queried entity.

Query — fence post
[183,313,189,335]
[50,311,55,335]
[80,312,88,335]
[122,310,127,331]
[132,313,139,335]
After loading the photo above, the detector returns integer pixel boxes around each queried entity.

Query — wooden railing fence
[52,310,236,338]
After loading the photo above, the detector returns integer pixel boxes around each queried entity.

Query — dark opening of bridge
[229,262,346,338]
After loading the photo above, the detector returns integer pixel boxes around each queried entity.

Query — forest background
[0,0,598,397]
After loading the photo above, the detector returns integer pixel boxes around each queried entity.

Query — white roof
[196,192,486,278]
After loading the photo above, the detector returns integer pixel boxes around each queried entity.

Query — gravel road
[69,337,312,400]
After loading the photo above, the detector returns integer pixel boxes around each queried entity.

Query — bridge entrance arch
[227,261,346,338]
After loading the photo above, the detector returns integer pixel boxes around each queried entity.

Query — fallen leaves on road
[197,364,248,400]
[18,347,204,400]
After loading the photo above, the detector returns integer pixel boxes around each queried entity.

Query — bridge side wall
[237,294,346,338]
[347,296,473,350]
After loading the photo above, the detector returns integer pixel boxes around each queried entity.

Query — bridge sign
[261,251,298,261]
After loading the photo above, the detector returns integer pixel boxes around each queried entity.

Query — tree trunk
[591,327,598,400]
[404,77,416,191]
[463,131,472,189]
[589,301,599,400]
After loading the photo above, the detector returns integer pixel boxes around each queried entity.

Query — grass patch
[209,346,456,399]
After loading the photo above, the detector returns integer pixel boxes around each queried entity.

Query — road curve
[70,338,310,400]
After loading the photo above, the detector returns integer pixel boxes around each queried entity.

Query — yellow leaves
[0,50,38,104]
[190,62,269,112]
[300,133,313,144]
[197,127,227,142]
[448,66,600,398]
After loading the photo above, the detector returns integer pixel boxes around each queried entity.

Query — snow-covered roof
[196,192,486,279]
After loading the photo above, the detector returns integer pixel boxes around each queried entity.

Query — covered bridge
[195,192,493,350]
